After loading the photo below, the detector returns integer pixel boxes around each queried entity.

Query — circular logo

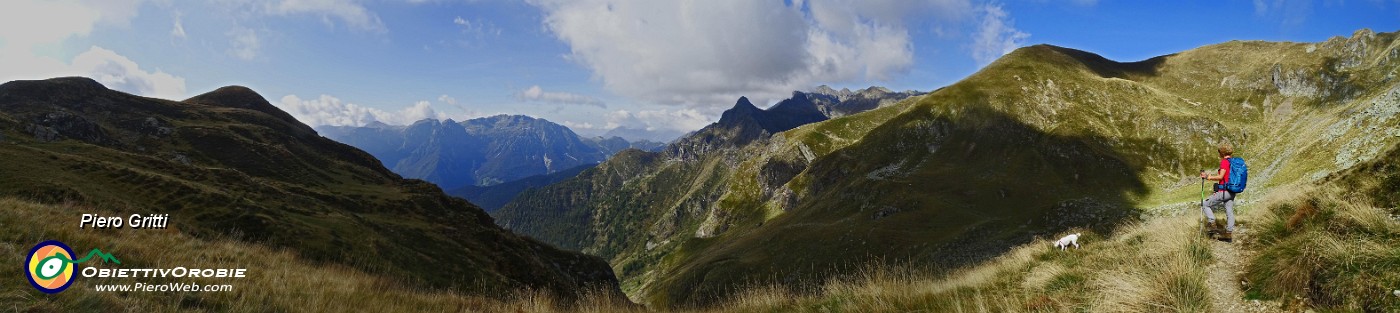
[25,240,76,294]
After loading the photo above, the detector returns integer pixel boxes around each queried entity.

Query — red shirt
[1217,158,1231,190]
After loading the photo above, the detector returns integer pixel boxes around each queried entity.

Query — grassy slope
[1242,146,1400,311]
[494,98,925,300]
[500,29,1400,309]
[706,147,1399,312]
[665,31,1400,308]
[0,78,621,300]
[704,29,1400,312]
[0,197,642,313]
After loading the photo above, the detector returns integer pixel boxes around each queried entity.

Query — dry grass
[1245,184,1400,311]
[700,183,1397,313]
[705,218,1214,312]
[7,182,1389,312]
[0,197,641,313]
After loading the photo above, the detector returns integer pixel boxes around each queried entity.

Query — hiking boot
[1219,231,1233,242]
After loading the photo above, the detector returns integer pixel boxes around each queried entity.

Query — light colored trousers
[1201,190,1236,232]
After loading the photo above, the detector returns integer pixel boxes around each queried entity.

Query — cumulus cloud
[605,108,709,134]
[86,0,149,26]
[528,0,972,107]
[0,0,101,49]
[560,107,708,141]
[437,94,457,105]
[228,28,261,60]
[277,94,464,127]
[0,46,188,100]
[971,4,1029,66]
[70,46,187,99]
[0,1,186,99]
[517,85,606,108]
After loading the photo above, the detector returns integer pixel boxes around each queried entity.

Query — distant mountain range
[599,126,686,144]
[449,164,596,212]
[318,115,663,190]
[666,87,923,160]
[0,77,624,299]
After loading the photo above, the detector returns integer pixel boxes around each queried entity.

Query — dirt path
[1203,226,1283,312]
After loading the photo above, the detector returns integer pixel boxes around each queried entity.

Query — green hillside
[0,78,623,300]
[496,29,1400,308]
[0,197,644,312]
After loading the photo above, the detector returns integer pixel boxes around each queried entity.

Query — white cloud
[517,85,606,108]
[70,46,187,100]
[527,0,971,107]
[0,0,101,49]
[559,120,596,130]
[277,94,466,127]
[1251,0,1313,26]
[0,45,187,100]
[437,94,457,105]
[452,16,501,37]
[84,0,148,27]
[603,108,711,134]
[971,4,1029,66]
[228,28,261,60]
[0,1,185,99]
[171,12,187,40]
[261,0,386,32]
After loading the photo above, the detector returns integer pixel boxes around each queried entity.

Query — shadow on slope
[1032,44,1172,79]
[656,104,1160,308]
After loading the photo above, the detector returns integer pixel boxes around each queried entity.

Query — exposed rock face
[1272,64,1324,98]
[809,85,923,117]
[666,89,922,161]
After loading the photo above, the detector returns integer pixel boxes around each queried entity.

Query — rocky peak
[363,120,395,129]
[717,97,761,125]
[464,114,536,128]
[733,96,759,110]
[856,86,895,97]
[1321,28,1381,70]
[808,85,905,102]
[407,118,442,128]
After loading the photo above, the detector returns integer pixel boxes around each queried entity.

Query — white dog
[1054,233,1081,250]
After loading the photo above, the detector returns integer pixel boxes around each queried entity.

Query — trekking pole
[1199,173,1205,234]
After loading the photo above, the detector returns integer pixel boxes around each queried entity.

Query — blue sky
[1,0,1396,141]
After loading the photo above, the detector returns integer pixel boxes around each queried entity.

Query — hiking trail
[1204,225,1283,312]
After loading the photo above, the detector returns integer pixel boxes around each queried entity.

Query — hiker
[1200,143,1247,235]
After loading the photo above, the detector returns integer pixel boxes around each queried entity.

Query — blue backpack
[1224,157,1248,193]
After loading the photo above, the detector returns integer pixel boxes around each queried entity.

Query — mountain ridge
[318,114,662,190]
[0,77,625,300]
